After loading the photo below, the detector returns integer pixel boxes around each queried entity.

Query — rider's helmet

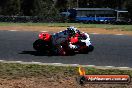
[39,32,52,41]
[67,26,77,36]
[76,29,81,34]
[74,29,81,37]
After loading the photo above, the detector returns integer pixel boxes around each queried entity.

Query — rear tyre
[33,39,51,53]
[33,39,45,51]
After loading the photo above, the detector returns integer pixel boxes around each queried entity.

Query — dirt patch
[0,26,132,35]
[0,77,132,88]
[0,77,78,88]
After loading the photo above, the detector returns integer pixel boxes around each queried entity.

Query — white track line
[105,66,114,68]
[90,33,100,35]
[115,34,124,35]
[40,31,48,32]
[52,63,63,65]
[0,60,4,62]
[118,67,130,69]
[31,62,42,64]
[90,33,125,36]
[15,61,23,63]
[9,30,18,31]
[0,60,132,70]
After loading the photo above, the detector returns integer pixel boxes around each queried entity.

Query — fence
[0,15,131,24]
[0,15,64,23]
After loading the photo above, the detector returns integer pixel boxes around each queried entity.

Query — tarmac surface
[0,30,132,67]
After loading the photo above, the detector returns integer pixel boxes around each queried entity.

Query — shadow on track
[19,51,76,56]
[19,51,54,56]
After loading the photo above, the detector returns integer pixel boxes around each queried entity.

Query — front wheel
[79,46,89,54]
[88,45,94,52]
[79,45,94,54]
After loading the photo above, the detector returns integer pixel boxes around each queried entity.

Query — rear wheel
[33,39,45,51]
[33,39,51,52]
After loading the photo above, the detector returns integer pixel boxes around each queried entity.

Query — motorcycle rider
[39,26,92,51]
[52,26,92,50]
[33,26,94,55]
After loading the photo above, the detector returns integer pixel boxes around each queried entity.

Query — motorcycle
[33,31,94,56]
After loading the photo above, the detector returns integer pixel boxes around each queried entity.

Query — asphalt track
[0,30,132,67]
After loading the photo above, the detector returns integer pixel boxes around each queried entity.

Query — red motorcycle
[33,32,94,56]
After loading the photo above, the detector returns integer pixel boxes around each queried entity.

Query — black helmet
[67,26,76,36]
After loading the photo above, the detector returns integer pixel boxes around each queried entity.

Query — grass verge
[0,62,132,79]
[0,22,132,31]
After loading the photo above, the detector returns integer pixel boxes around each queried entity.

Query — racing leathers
[69,32,91,49]
[52,30,69,46]
[52,26,78,46]
[51,28,74,54]
[80,32,91,46]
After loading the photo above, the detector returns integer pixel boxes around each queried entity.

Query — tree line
[0,0,132,18]
[0,0,56,16]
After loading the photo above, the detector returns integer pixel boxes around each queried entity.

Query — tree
[0,0,21,15]
[125,0,132,18]
[79,0,88,8]
[0,0,6,14]
[21,0,55,16]
[38,0,55,16]
[21,0,34,16]
[67,0,77,8]
[55,0,68,11]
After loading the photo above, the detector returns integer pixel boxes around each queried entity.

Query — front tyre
[79,46,89,54]
[88,45,94,52]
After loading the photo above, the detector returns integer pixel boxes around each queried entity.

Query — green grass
[0,63,77,79]
[0,63,132,79]
[0,22,132,31]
